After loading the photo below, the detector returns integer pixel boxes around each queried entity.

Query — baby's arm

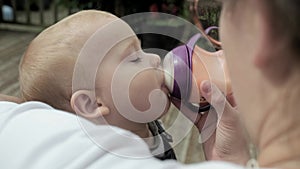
[0,94,23,103]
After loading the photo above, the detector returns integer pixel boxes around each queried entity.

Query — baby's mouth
[157,66,171,95]
[161,83,171,96]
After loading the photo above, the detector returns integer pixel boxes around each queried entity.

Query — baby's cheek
[128,70,160,112]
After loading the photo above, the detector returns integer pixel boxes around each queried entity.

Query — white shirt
[0,101,247,169]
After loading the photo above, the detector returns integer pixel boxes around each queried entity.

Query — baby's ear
[71,90,110,120]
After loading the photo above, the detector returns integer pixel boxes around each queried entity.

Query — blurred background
[0,0,221,164]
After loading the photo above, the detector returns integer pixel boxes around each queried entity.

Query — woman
[224,0,300,167]
[199,0,300,168]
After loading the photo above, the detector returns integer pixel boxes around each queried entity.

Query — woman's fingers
[201,81,226,120]
[170,80,238,131]
[226,92,237,107]
[200,81,238,121]
[170,97,202,125]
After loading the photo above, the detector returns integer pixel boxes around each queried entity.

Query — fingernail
[201,81,211,94]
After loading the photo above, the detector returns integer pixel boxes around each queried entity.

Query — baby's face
[95,32,170,124]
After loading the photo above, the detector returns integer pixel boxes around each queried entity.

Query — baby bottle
[163,33,232,112]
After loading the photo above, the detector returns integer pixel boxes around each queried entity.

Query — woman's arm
[0,94,23,103]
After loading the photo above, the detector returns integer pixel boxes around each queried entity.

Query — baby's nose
[150,54,161,68]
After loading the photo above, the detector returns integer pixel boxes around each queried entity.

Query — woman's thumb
[200,80,227,118]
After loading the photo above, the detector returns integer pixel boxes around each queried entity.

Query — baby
[19,10,176,160]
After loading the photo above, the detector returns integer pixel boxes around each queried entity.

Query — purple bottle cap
[163,34,201,100]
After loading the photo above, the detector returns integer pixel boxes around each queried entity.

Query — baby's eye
[130,57,141,63]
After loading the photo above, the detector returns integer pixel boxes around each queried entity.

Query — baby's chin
[156,106,170,119]
[140,87,171,122]
[146,90,171,121]
[156,87,171,119]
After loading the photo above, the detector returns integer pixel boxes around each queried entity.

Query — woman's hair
[262,1,300,56]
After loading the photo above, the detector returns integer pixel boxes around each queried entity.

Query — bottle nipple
[163,51,174,94]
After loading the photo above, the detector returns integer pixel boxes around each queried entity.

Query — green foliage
[197,0,221,27]
[57,0,221,27]
[58,0,185,16]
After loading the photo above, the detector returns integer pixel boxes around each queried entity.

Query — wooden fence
[0,0,72,27]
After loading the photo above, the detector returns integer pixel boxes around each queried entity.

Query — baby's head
[20,10,116,111]
[19,10,170,131]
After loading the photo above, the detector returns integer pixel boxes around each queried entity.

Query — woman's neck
[257,72,300,169]
[258,117,300,168]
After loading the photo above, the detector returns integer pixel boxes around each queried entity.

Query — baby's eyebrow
[129,37,141,47]
[136,38,141,47]
[121,37,141,58]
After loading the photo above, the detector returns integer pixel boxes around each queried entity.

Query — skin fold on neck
[132,123,151,139]
[257,70,300,169]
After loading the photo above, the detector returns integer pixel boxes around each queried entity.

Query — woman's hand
[171,80,249,165]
